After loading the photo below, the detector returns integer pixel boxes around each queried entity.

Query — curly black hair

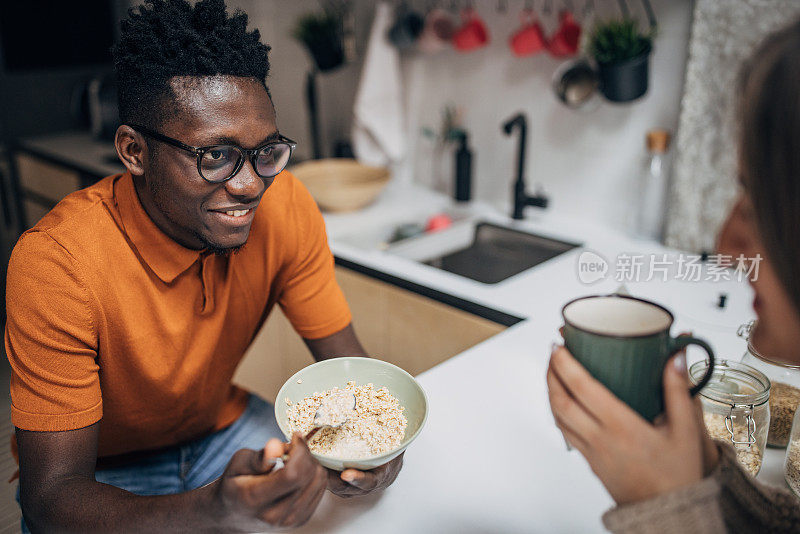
[112,0,271,129]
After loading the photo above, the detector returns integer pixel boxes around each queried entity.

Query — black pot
[598,50,651,103]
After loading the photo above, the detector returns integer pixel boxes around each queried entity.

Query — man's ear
[114,125,147,176]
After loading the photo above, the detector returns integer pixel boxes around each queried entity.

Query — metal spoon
[306,391,357,440]
[269,392,357,469]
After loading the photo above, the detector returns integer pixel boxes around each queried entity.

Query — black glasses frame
[129,124,297,183]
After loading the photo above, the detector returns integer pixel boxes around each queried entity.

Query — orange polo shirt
[5,171,351,458]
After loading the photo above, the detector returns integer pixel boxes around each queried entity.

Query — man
[5,1,402,531]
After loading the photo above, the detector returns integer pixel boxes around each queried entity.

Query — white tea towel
[352,1,405,167]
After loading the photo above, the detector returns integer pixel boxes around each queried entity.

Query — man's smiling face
[135,75,279,252]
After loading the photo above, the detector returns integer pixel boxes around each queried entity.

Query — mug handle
[670,336,715,396]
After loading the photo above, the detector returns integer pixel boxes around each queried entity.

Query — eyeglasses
[129,124,297,184]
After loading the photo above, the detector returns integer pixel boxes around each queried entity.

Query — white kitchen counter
[291,181,786,533]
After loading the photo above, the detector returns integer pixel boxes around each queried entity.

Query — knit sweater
[602,444,800,533]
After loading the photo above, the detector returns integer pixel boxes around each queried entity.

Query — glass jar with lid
[784,407,800,496]
[690,359,771,477]
[739,320,800,447]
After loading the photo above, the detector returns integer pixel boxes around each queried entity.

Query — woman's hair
[112,0,271,130]
[738,18,800,312]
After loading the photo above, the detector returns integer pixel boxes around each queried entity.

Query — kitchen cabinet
[234,266,506,403]
[15,153,82,202]
[14,152,83,227]
[10,132,124,230]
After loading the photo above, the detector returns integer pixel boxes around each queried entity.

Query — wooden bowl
[289,159,390,212]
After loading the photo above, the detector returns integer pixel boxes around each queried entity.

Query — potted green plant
[292,11,345,73]
[588,18,655,103]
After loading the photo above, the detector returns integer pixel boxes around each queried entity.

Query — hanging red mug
[509,8,548,57]
[548,10,581,57]
[418,8,456,54]
[452,8,490,52]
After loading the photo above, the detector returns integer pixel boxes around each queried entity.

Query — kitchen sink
[390,221,580,284]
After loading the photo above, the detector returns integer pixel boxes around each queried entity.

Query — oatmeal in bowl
[275,357,428,471]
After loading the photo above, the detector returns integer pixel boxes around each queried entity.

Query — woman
[548,19,800,533]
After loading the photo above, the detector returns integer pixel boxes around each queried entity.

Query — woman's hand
[547,345,719,505]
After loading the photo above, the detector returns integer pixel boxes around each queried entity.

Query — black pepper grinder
[454,131,472,202]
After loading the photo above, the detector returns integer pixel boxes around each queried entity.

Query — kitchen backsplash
[234,0,691,235]
[400,0,692,233]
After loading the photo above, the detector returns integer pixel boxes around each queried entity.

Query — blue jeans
[17,394,282,533]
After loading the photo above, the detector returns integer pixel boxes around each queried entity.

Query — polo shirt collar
[115,172,202,283]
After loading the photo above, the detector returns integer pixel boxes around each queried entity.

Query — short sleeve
[277,179,352,339]
[5,231,102,431]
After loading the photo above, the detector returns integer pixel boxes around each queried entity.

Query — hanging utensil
[552,58,601,111]
[641,0,657,28]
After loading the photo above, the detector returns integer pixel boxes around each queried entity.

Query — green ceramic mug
[561,295,715,421]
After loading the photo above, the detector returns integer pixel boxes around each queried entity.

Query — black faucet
[502,113,548,219]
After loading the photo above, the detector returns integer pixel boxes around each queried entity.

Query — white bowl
[274,357,428,471]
